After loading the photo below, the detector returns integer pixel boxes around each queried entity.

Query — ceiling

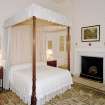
[0,0,72,23]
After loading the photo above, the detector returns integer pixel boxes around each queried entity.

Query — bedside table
[47,60,57,67]
[0,66,3,90]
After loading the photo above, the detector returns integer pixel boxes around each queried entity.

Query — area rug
[0,83,105,105]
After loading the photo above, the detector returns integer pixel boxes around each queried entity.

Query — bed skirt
[10,84,71,105]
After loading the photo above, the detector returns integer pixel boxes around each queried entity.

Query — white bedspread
[9,64,73,105]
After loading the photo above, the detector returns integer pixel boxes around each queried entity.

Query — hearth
[80,56,103,82]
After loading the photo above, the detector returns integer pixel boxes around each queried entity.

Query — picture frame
[81,25,100,42]
[48,40,52,49]
[59,36,64,52]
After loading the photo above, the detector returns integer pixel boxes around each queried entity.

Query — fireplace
[80,56,103,82]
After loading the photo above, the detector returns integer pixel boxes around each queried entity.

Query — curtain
[3,24,47,89]
[3,27,12,89]
[10,25,33,65]
[10,25,46,65]
[36,28,47,62]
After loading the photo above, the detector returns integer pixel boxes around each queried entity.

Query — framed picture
[59,36,64,52]
[48,40,52,49]
[81,25,100,42]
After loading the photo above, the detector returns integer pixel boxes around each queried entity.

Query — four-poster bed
[3,4,72,105]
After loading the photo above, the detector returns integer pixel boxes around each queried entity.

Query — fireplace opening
[80,56,103,82]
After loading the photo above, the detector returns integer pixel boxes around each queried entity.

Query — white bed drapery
[10,24,47,65]
[3,21,48,89]
[11,25,33,65]
[3,27,12,89]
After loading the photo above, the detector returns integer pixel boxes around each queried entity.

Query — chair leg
[2,79,3,90]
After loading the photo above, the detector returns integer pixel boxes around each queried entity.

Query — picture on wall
[81,25,100,42]
[48,40,52,49]
[59,36,64,52]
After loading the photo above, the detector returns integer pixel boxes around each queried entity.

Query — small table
[47,60,57,67]
[0,66,3,90]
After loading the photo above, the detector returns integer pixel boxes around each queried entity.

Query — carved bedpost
[67,26,70,71]
[31,16,37,105]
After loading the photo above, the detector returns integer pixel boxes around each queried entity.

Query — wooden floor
[73,76,105,92]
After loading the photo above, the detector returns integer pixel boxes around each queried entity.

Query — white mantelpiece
[74,48,105,84]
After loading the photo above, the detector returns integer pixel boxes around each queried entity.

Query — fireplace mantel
[75,48,105,57]
[74,48,105,84]
[76,48,105,53]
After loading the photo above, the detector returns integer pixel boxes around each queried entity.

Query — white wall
[72,0,105,49]
[72,0,105,75]
[45,30,67,66]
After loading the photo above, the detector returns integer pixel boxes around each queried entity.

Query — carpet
[46,83,105,105]
[0,83,105,105]
[0,91,26,105]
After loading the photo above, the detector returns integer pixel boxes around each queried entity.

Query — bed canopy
[3,4,71,105]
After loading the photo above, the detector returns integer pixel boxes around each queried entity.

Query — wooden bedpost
[31,16,37,105]
[67,26,70,71]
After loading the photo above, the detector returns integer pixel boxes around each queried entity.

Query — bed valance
[4,4,71,28]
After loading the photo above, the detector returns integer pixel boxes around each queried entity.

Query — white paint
[71,0,105,80]
[72,0,105,48]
